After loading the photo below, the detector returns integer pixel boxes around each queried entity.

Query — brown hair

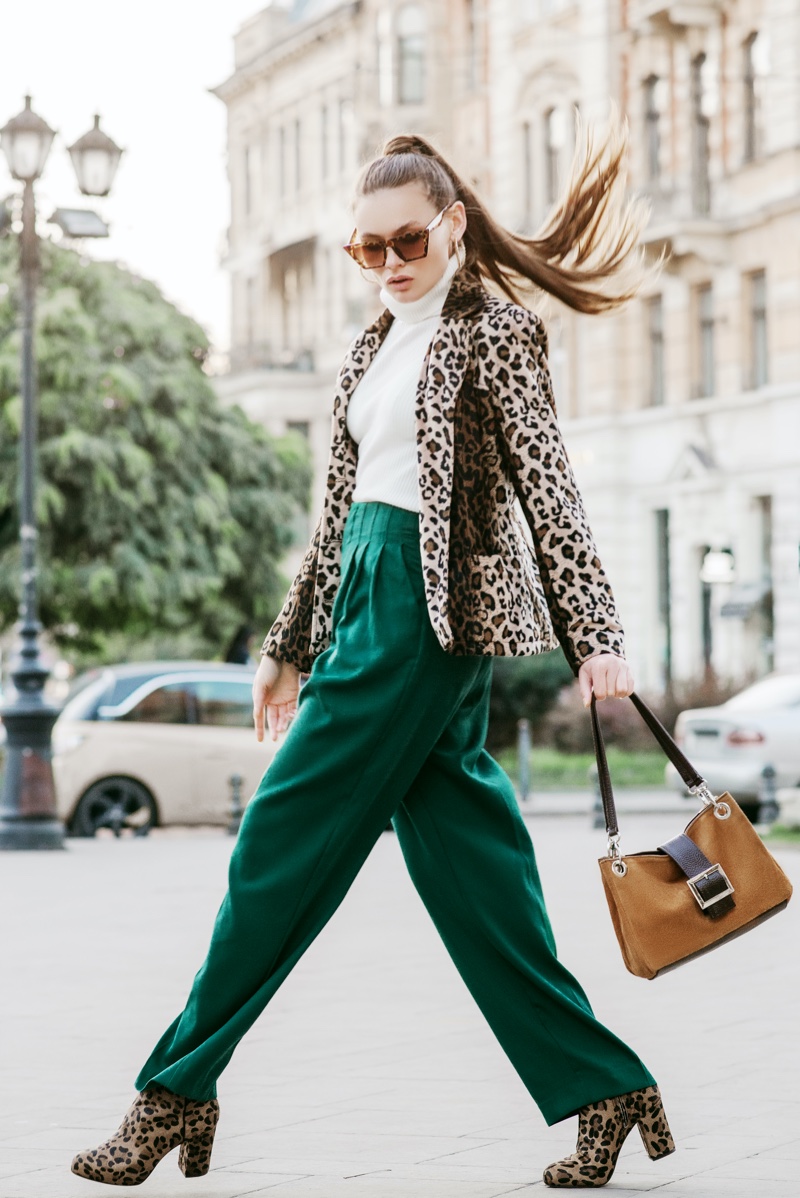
[351,108,661,316]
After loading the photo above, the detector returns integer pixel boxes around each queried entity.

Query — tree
[0,235,312,665]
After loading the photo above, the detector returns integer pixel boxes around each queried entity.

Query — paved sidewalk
[1,810,797,1197]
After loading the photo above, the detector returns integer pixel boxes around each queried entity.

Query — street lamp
[0,96,123,850]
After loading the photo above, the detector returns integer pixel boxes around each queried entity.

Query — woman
[71,118,675,1190]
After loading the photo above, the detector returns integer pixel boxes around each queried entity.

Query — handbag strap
[589,690,708,842]
[657,834,737,919]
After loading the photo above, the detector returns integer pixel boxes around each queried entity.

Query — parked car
[665,673,800,820]
[52,661,277,836]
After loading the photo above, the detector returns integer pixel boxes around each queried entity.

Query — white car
[665,673,800,819]
[52,661,279,836]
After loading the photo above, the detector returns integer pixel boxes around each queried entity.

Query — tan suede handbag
[592,692,793,980]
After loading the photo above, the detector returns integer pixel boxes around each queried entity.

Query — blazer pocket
[463,552,553,641]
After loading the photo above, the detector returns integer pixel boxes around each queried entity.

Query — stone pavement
[1,803,798,1198]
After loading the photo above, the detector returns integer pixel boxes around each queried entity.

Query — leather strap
[590,691,706,842]
[657,833,736,920]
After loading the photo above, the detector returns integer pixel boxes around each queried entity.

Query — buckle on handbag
[687,864,734,910]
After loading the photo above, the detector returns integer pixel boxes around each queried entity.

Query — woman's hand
[252,654,302,743]
[577,652,634,707]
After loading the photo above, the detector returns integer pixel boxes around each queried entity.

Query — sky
[0,0,266,356]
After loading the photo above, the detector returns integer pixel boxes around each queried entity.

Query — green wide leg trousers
[134,500,655,1125]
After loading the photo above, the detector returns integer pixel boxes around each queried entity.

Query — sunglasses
[343,204,453,269]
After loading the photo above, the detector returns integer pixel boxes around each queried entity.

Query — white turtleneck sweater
[346,252,461,513]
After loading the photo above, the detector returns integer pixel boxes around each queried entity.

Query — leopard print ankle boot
[70,1082,220,1186]
[543,1083,675,1188]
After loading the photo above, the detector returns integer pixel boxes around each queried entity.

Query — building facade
[214,0,800,693]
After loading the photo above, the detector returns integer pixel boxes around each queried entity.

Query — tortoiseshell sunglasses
[343,204,453,269]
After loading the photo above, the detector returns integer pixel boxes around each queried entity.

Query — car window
[119,683,195,724]
[725,675,800,711]
[60,669,115,720]
[190,680,253,728]
[62,669,165,721]
[107,673,165,707]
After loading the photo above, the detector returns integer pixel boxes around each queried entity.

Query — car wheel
[69,777,158,838]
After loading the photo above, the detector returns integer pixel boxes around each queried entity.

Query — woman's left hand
[578,653,634,707]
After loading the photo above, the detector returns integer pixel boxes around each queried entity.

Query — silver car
[665,673,800,817]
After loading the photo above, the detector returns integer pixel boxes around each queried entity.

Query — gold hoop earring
[359,265,377,284]
[451,238,466,268]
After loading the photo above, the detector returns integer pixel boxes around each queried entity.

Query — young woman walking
[71,117,675,1189]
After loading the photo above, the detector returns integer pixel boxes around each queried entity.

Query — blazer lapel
[415,270,486,647]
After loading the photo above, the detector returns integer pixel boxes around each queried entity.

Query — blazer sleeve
[259,511,322,674]
[486,308,626,675]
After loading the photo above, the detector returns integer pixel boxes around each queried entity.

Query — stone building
[213,0,799,692]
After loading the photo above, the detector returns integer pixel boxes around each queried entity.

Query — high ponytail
[351,107,660,316]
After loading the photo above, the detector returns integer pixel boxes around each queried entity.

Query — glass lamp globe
[0,96,56,183]
[67,115,123,197]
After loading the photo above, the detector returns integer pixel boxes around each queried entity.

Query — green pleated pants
[134,500,655,1125]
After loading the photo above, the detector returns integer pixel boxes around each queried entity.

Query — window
[647,295,665,406]
[699,544,713,677]
[286,420,310,440]
[397,5,425,104]
[121,683,194,725]
[338,98,352,172]
[543,107,563,206]
[294,116,302,192]
[243,144,255,217]
[655,509,672,688]
[279,125,286,199]
[246,276,257,349]
[694,283,714,398]
[377,9,393,106]
[522,120,533,227]
[690,53,710,214]
[743,31,769,163]
[747,269,768,387]
[191,680,253,729]
[643,75,661,183]
[466,0,481,91]
[321,105,328,180]
[755,494,775,672]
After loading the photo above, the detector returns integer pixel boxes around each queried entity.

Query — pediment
[666,442,718,482]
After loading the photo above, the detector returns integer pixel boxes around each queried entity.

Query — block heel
[178,1098,220,1177]
[633,1086,676,1161]
[543,1083,675,1188]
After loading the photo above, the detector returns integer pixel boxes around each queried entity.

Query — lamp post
[0,96,122,850]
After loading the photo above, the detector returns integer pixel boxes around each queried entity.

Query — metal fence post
[517,718,531,805]
[589,762,605,829]
[757,764,779,825]
[228,772,244,836]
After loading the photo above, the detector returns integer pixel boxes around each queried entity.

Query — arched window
[643,74,662,183]
[743,31,769,163]
[543,106,566,205]
[397,5,425,105]
[690,53,710,214]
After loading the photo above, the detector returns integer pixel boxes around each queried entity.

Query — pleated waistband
[343,501,421,547]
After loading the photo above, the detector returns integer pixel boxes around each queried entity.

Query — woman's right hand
[252,654,302,743]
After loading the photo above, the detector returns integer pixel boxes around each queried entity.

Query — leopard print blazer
[260,267,625,677]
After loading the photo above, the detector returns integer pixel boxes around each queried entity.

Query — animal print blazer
[260,267,626,677]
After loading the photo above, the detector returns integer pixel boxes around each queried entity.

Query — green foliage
[0,236,312,664]
[494,745,667,790]
[486,648,574,752]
